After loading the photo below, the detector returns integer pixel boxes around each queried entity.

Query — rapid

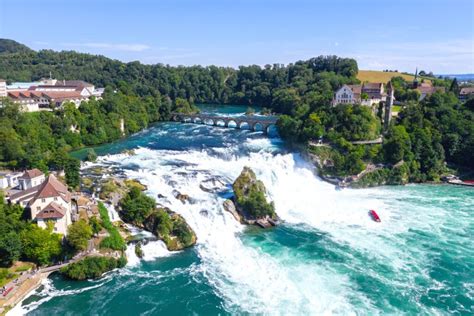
[11,105,473,315]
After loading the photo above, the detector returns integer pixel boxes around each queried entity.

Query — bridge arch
[193,117,202,124]
[253,122,264,132]
[239,121,250,130]
[203,118,214,126]
[182,116,192,123]
[226,120,237,128]
[215,119,226,127]
[266,123,277,135]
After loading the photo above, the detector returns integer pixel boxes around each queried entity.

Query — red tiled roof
[362,82,383,90]
[8,184,41,202]
[417,86,445,94]
[35,202,66,219]
[56,80,93,88]
[33,174,71,202]
[20,168,44,179]
[347,84,362,94]
[460,87,474,95]
[8,91,42,99]
[41,91,84,100]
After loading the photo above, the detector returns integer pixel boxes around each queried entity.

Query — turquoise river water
[9,105,473,315]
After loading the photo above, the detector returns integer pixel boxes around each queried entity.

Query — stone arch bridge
[171,113,278,134]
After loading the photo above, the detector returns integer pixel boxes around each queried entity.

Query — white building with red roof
[5,78,103,112]
[9,172,72,235]
[18,168,45,190]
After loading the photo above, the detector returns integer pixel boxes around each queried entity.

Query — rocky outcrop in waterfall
[119,187,196,251]
[225,167,279,228]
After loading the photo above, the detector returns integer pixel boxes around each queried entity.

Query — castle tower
[384,81,394,131]
[413,67,419,89]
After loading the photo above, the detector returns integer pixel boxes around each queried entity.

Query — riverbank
[302,142,474,189]
[0,271,44,315]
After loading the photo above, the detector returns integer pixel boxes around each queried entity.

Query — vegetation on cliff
[232,167,275,220]
[60,256,127,280]
[98,202,126,251]
[119,187,196,250]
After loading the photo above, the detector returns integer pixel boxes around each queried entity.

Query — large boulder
[230,167,278,227]
[142,208,196,251]
[223,199,241,223]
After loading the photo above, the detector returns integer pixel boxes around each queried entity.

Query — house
[5,78,103,112]
[0,79,6,97]
[361,82,386,105]
[9,173,72,235]
[0,173,8,189]
[18,168,46,190]
[333,84,361,105]
[1,171,23,189]
[459,87,474,102]
[0,171,23,189]
[416,83,445,100]
[7,90,89,112]
[333,82,386,106]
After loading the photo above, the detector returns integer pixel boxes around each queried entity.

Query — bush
[98,203,126,251]
[119,187,156,224]
[67,220,93,252]
[60,256,127,280]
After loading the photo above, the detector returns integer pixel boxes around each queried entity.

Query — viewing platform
[171,113,278,134]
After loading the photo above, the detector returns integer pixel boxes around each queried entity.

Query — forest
[0,40,473,183]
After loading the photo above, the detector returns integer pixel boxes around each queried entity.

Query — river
[10,105,473,315]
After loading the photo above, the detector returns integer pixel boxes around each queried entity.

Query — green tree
[89,216,102,236]
[20,224,62,266]
[65,158,80,189]
[383,126,411,164]
[67,220,93,252]
[86,148,98,162]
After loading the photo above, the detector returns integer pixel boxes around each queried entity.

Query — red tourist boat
[369,210,381,222]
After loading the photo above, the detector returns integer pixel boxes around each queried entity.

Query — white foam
[97,144,376,314]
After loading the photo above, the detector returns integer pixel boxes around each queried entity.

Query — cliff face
[228,167,277,227]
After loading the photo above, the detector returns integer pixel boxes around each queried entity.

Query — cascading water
[12,106,473,315]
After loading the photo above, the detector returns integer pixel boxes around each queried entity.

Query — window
[54,197,58,201]
[37,206,41,211]
[41,198,46,203]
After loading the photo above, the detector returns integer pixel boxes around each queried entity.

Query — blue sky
[0,0,473,73]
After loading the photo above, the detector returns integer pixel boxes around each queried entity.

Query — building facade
[0,79,6,97]
[459,87,474,102]
[333,84,361,105]
[18,168,46,190]
[8,172,73,236]
[5,78,103,112]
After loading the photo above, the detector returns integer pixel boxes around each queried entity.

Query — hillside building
[0,79,6,97]
[459,87,474,102]
[4,77,103,112]
[333,82,386,106]
[8,171,73,235]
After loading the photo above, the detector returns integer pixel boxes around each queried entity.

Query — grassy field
[357,70,431,83]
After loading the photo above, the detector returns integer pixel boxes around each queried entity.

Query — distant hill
[357,70,431,83]
[0,38,33,54]
[437,74,474,81]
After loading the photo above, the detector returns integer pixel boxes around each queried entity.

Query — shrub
[60,256,127,280]
[98,203,126,251]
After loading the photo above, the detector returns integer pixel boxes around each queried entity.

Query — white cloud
[61,42,151,52]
